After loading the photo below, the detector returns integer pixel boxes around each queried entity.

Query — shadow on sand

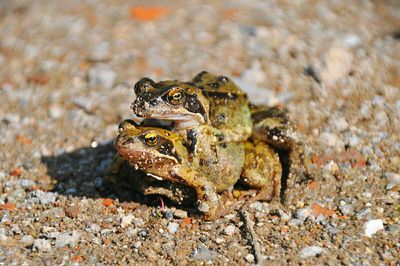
[40,141,196,209]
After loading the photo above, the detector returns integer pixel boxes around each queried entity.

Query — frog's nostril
[149,99,158,106]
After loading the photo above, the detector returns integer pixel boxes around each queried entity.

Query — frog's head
[131,78,210,130]
[192,71,231,90]
[114,120,188,174]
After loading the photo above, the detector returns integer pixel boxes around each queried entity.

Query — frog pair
[107,72,302,220]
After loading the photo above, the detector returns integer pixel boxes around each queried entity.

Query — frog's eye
[167,88,185,105]
[144,132,159,147]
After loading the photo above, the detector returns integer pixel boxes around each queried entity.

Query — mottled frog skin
[131,71,301,154]
[108,120,281,220]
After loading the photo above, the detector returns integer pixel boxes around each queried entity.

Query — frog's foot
[141,182,195,205]
[251,106,302,150]
[195,186,219,220]
[240,140,282,199]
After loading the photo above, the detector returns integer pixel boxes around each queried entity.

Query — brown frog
[131,72,304,184]
[108,120,282,220]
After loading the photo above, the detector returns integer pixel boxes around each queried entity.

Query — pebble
[323,161,339,174]
[20,235,34,246]
[54,231,81,248]
[375,111,388,127]
[133,218,144,227]
[320,132,344,150]
[64,206,80,218]
[320,46,353,84]
[191,244,215,261]
[245,254,255,263]
[364,219,384,237]
[173,209,188,219]
[384,172,400,191]
[121,214,135,228]
[341,34,361,47]
[338,204,353,216]
[224,225,236,236]
[295,207,312,221]
[19,179,36,189]
[299,246,326,258]
[33,239,52,252]
[88,64,117,89]
[167,222,179,234]
[48,105,63,119]
[1,213,12,224]
[134,241,142,249]
[0,228,8,241]
[332,117,349,132]
[31,190,57,205]
[360,103,371,119]
[356,208,372,220]
[215,238,224,244]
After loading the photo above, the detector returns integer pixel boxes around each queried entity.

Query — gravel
[364,219,385,237]
[299,246,327,258]
[33,239,52,253]
[0,0,399,265]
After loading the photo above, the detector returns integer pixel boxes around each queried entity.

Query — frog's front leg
[240,140,282,200]
[177,167,219,220]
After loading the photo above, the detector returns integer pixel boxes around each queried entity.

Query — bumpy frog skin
[131,72,302,152]
[132,72,252,143]
[110,120,282,220]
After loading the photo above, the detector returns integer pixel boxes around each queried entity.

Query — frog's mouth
[131,113,203,129]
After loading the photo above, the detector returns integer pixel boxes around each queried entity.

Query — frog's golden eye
[144,132,159,147]
[167,88,185,105]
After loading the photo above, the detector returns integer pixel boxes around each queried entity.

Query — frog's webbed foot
[251,106,302,149]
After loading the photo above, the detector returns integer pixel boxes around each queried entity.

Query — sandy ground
[0,0,399,265]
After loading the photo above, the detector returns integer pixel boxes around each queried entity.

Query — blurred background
[0,1,399,264]
[1,0,399,146]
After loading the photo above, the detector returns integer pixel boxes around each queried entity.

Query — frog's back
[192,72,253,142]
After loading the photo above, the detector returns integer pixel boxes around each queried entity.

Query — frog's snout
[114,134,135,148]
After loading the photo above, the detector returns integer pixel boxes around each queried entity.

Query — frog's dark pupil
[173,93,181,99]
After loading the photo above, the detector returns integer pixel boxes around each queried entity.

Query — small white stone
[245,254,255,263]
[364,219,384,237]
[385,172,400,191]
[320,132,344,150]
[320,46,353,85]
[20,235,34,246]
[33,239,52,252]
[299,246,326,258]
[134,241,142,248]
[323,161,339,174]
[224,225,236,236]
[332,117,349,132]
[215,237,224,244]
[173,209,188,219]
[121,214,135,228]
[48,105,63,119]
[167,222,179,234]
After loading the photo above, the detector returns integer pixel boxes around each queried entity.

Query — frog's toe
[251,106,302,150]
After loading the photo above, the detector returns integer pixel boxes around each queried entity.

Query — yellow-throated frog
[107,120,282,220]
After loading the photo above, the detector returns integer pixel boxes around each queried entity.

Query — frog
[131,72,304,184]
[108,119,282,220]
[131,72,252,144]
